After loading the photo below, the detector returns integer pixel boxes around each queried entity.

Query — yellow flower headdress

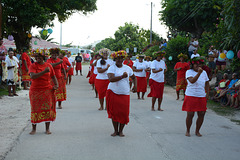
[177,53,188,59]
[145,56,152,60]
[110,50,128,59]
[98,48,111,56]
[153,51,166,57]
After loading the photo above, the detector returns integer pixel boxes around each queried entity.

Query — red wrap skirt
[76,62,82,71]
[176,77,187,91]
[89,74,97,85]
[182,95,207,112]
[22,69,31,81]
[146,72,150,80]
[51,76,66,101]
[136,76,147,92]
[68,68,74,76]
[95,79,109,99]
[106,90,130,125]
[147,79,164,98]
[29,88,56,124]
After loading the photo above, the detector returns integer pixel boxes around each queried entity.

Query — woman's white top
[133,61,148,77]
[96,59,114,79]
[93,60,98,74]
[107,64,133,95]
[145,61,152,68]
[149,60,166,83]
[5,57,18,80]
[185,69,209,97]
[191,53,200,59]
[67,56,75,67]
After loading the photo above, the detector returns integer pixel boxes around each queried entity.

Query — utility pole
[150,2,153,44]
[60,23,62,49]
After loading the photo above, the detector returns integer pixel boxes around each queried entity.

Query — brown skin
[7,51,17,96]
[213,73,229,99]
[185,63,209,137]
[174,57,186,100]
[67,53,75,84]
[151,55,164,111]
[49,53,65,109]
[29,56,58,135]
[107,56,137,137]
[97,52,110,110]
[132,57,149,99]
[22,53,30,90]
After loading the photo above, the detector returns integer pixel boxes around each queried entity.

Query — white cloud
[31,0,168,46]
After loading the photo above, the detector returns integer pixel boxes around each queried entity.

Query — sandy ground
[0,90,30,160]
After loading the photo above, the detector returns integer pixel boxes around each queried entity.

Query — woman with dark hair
[95,48,113,110]
[133,55,149,100]
[29,52,58,135]
[47,48,66,109]
[147,51,166,111]
[107,50,137,137]
[89,54,101,97]
[174,53,189,100]
[5,48,19,96]
[182,57,209,137]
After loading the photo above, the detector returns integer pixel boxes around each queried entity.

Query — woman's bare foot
[57,106,62,109]
[29,130,36,135]
[45,130,52,135]
[138,97,141,99]
[8,94,13,97]
[158,108,164,111]
[119,132,125,137]
[98,107,103,111]
[142,97,145,100]
[176,97,179,100]
[151,108,155,111]
[13,93,18,96]
[111,132,118,137]
[185,132,191,137]
[195,132,202,137]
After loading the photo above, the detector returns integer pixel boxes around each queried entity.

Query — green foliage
[160,0,223,38]
[198,32,213,56]
[143,45,160,57]
[1,0,97,50]
[95,23,163,54]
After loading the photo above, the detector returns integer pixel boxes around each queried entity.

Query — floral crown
[49,48,60,55]
[153,51,166,57]
[188,57,205,65]
[98,48,111,56]
[29,48,50,57]
[177,53,188,59]
[110,50,128,59]
[145,56,152,60]
[137,54,146,58]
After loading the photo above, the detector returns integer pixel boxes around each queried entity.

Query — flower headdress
[177,53,188,59]
[145,56,152,60]
[98,48,111,56]
[29,48,50,57]
[110,50,128,59]
[153,51,166,57]
[137,54,146,59]
[49,48,60,55]
[188,57,205,65]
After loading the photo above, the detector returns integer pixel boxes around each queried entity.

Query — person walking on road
[29,52,58,135]
[182,57,209,137]
[75,53,83,76]
[174,53,189,100]
[66,52,75,84]
[47,48,66,109]
[132,54,149,100]
[107,50,137,137]
[147,51,166,111]
[95,48,113,110]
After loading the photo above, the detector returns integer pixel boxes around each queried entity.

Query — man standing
[75,53,82,76]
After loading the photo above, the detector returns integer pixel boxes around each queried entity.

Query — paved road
[5,65,240,160]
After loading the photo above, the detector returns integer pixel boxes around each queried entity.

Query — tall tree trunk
[12,31,31,51]
[0,1,2,37]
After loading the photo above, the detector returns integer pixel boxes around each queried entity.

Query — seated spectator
[213,73,230,100]
[208,47,217,76]
[231,79,240,108]
[190,49,200,59]
[216,73,239,106]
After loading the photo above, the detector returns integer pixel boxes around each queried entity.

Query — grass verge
[207,100,236,116]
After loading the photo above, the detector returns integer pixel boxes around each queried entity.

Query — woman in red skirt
[107,50,137,137]
[89,54,101,97]
[29,53,58,135]
[147,51,166,111]
[47,48,66,109]
[66,52,75,84]
[174,53,189,100]
[21,51,31,90]
[182,57,209,137]
[145,56,152,80]
[133,55,149,99]
[95,48,113,110]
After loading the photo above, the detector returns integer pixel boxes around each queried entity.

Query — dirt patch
[0,90,30,160]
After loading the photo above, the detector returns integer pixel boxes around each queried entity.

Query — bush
[164,35,189,86]
[143,45,160,57]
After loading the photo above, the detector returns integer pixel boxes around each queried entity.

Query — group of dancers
[28,47,209,137]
